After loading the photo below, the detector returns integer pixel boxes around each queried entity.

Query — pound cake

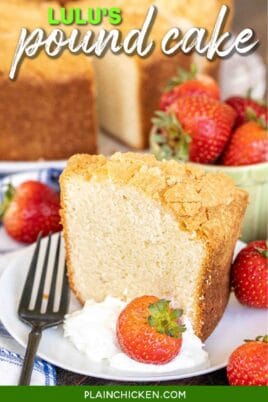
[91,10,191,149]
[0,1,97,160]
[0,35,97,160]
[60,152,248,340]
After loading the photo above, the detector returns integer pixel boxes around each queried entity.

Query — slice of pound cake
[60,153,248,340]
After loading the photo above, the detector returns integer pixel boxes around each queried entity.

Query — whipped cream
[64,296,209,373]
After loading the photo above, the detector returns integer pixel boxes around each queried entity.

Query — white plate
[0,160,67,175]
[0,239,266,382]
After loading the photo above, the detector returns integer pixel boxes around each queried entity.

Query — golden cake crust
[60,153,248,340]
[0,5,98,160]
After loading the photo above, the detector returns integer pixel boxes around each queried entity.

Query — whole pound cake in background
[0,0,97,161]
[60,153,248,340]
[91,10,191,149]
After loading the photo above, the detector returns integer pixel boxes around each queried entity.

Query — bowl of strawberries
[150,65,268,242]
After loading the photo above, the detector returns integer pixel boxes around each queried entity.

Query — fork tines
[18,232,69,328]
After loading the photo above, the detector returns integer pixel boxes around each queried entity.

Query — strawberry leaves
[151,111,191,162]
[0,184,15,220]
[245,335,268,343]
[148,299,186,338]
[117,296,184,364]
[246,107,267,129]
[255,247,268,258]
[165,64,197,91]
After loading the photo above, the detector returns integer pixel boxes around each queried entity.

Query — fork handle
[19,326,42,385]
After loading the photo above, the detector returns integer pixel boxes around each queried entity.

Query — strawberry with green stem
[117,296,185,364]
[151,95,236,164]
[227,335,268,386]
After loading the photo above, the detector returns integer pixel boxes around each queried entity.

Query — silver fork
[18,232,70,385]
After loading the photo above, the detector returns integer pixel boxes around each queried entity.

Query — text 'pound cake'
[60,152,248,340]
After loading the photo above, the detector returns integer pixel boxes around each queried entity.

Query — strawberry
[226,95,268,127]
[160,65,220,111]
[0,180,62,244]
[227,336,268,386]
[231,241,268,308]
[222,120,268,166]
[116,296,185,364]
[151,96,236,164]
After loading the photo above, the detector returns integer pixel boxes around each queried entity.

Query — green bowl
[192,162,268,243]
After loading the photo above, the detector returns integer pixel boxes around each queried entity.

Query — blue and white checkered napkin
[0,324,56,385]
[0,168,62,385]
